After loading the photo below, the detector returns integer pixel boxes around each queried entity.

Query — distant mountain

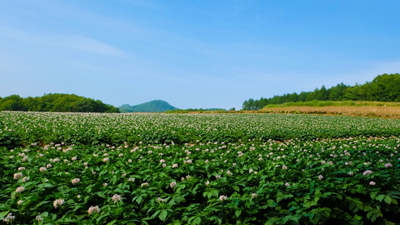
[119,100,177,112]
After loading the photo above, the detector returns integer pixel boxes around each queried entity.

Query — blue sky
[1,0,400,109]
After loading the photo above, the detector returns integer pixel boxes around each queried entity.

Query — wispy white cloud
[60,36,124,56]
[0,25,124,56]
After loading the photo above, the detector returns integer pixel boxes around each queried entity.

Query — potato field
[1,112,400,224]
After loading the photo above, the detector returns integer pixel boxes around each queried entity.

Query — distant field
[260,101,400,119]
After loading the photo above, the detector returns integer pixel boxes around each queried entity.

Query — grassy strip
[263,100,400,108]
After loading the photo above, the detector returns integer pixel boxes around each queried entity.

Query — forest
[242,73,400,110]
[0,93,119,113]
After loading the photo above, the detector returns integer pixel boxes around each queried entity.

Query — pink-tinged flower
[141,182,149,187]
[285,182,290,187]
[46,164,52,168]
[226,170,233,176]
[53,199,64,209]
[22,177,29,182]
[71,157,77,161]
[205,181,210,185]
[2,213,15,223]
[103,158,109,163]
[36,215,43,222]
[215,175,221,179]
[160,159,165,163]
[103,183,108,187]
[251,193,258,198]
[363,170,373,176]
[318,175,323,180]
[118,153,123,157]
[88,206,100,215]
[233,163,236,166]
[71,178,80,185]
[157,197,166,203]
[385,163,392,168]
[254,171,258,174]
[349,171,354,176]
[14,173,23,180]
[170,181,176,188]
[369,181,376,186]
[39,167,47,172]
[282,165,288,170]
[128,177,135,182]
[17,200,23,205]
[112,194,122,202]
[249,169,254,173]
[18,167,25,171]
[219,195,227,202]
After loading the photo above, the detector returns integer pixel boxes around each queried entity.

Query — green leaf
[0,211,9,220]
[384,196,392,205]
[376,195,385,202]
[354,214,363,220]
[151,210,160,219]
[310,215,320,224]
[136,196,143,204]
[212,190,219,198]
[107,219,118,225]
[235,209,242,218]
[267,200,278,208]
[276,192,284,203]
[194,217,201,224]
[97,192,106,198]
[10,192,16,200]
[371,214,377,223]
[159,210,168,221]
[42,183,54,188]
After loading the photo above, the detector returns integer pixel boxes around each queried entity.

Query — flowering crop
[0,112,400,224]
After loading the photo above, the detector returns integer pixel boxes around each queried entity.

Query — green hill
[0,93,119,113]
[119,100,177,113]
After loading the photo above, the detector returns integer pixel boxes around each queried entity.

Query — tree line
[0,93,120,113]
[242,73,400,110]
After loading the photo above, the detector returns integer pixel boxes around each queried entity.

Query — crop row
[1,112,400,147]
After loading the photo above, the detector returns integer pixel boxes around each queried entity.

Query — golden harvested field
[259,105,400,118]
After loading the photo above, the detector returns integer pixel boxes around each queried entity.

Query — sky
[1,0,400,110]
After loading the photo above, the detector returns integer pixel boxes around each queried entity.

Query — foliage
[0,94,119,113]
[1,112,400,224]
[1,136,400,224]
[119,100,177,113]
[243,73,400,110]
